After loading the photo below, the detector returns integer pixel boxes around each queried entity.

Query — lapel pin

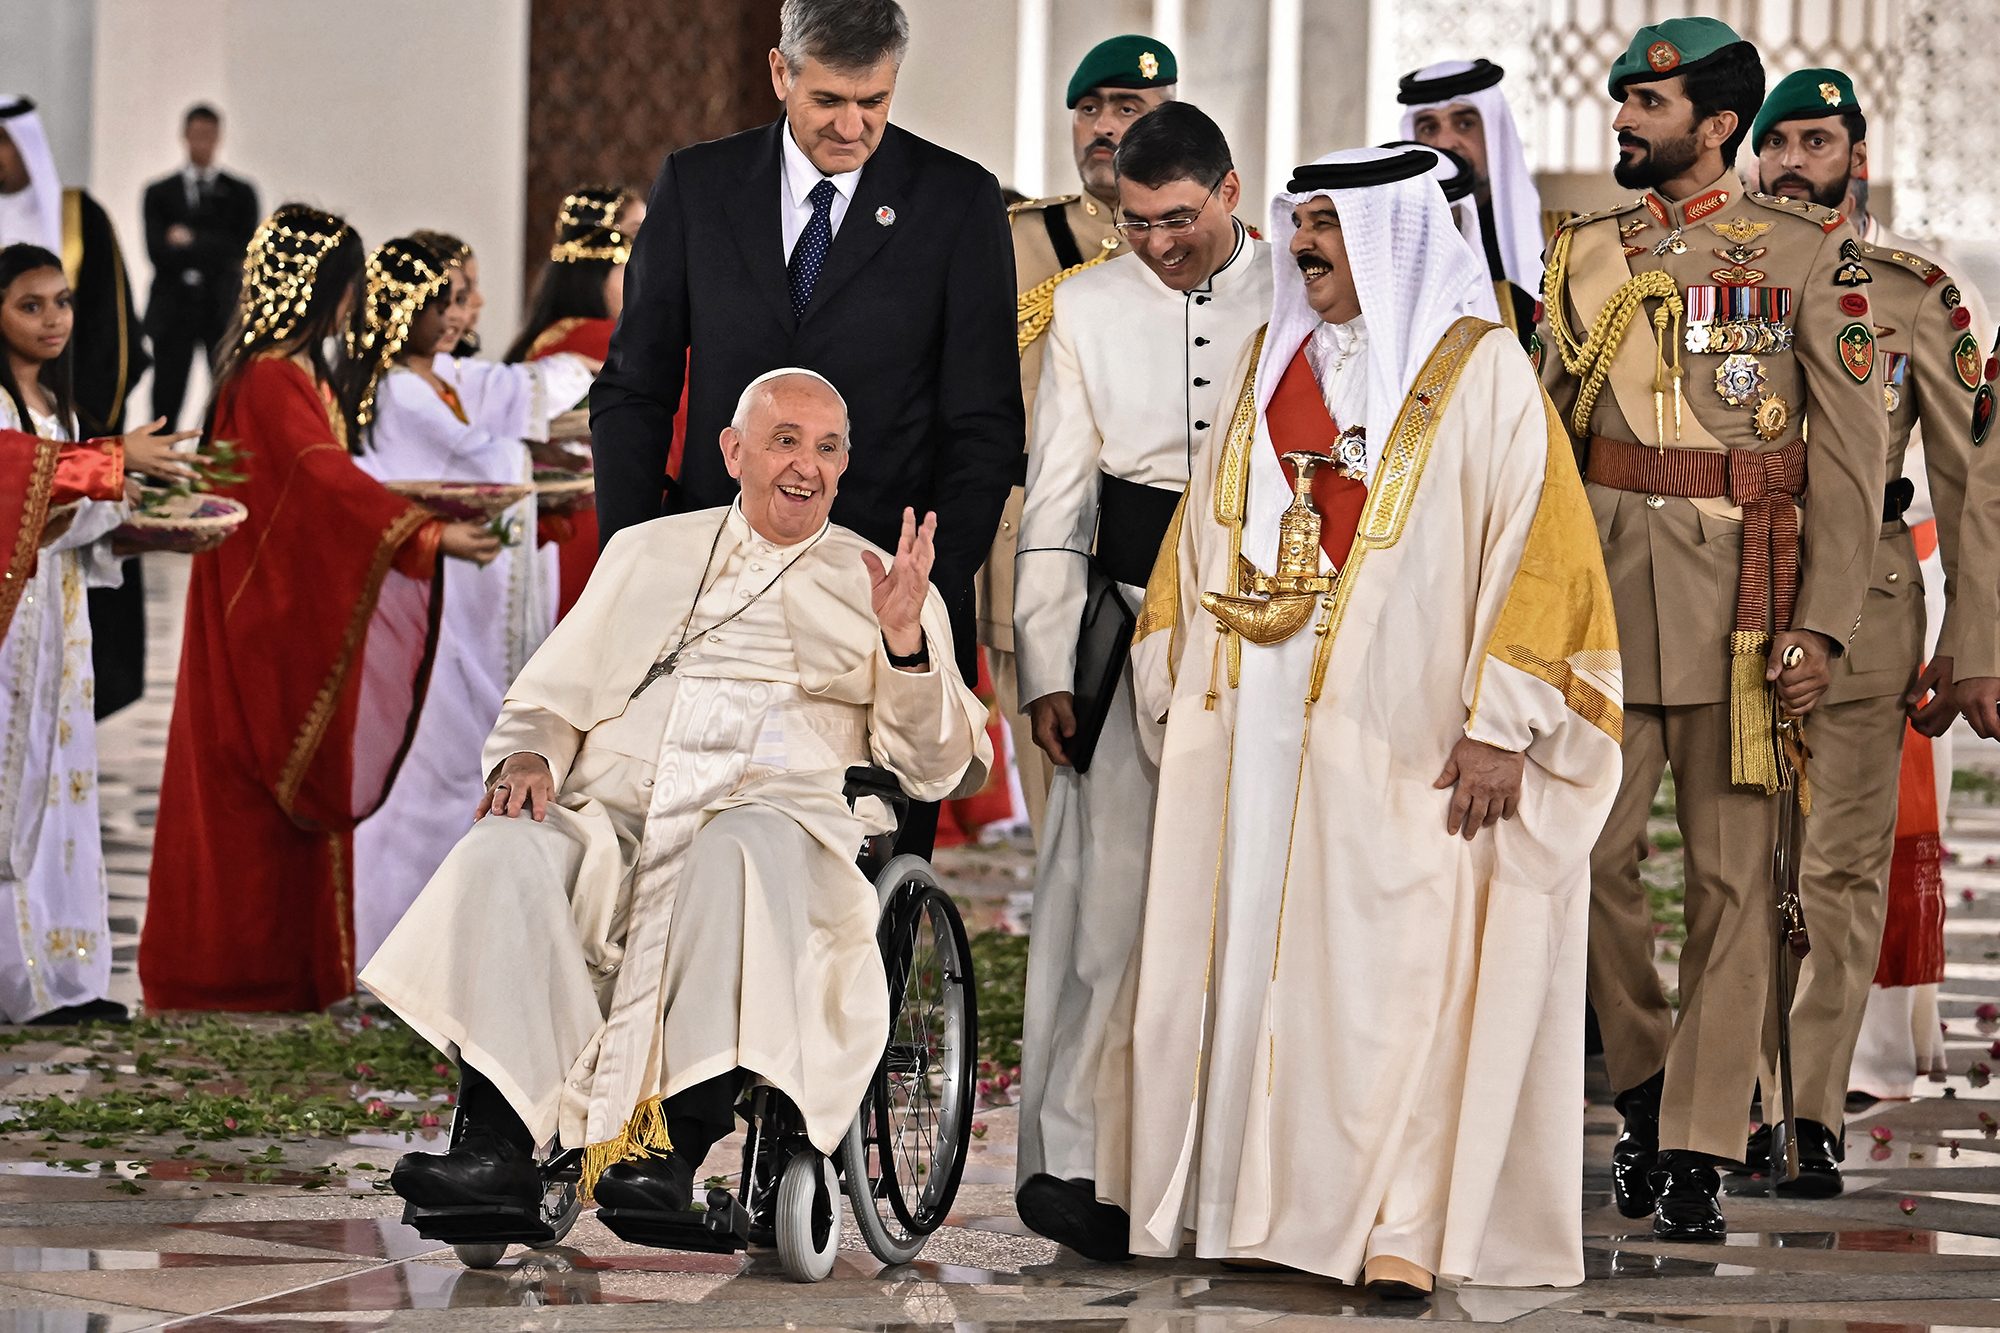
[876,206,896,227]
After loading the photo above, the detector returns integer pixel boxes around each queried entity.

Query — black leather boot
[1777,1119,1843,1199]
[592,1152,697,1214]
[1651,1150,1726,1242]
[1612,1070,1664,1218]
[1015,1174,1132,1262]
[391,1065,541,1211]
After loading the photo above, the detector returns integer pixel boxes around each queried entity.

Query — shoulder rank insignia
[1620,218,1650,240]
[1839,322,1876,382]
[1957,331,1983,390]
[1684,190,1729,223]
[1557,199,1644,234]
[1643,195,1671,228]
[1863,243,1947,286]
[1974,383,1995,446]
[1007,193,1080,217]
[1943,283,1963,310]
[1748,191,1847,234]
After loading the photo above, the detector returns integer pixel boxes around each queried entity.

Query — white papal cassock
[353,352,594,965]
[1096,150,1623,1286]
[361,504,990,1166]
[1013,223,1270,1186]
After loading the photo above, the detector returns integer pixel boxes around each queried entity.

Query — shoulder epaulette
[1008,193,1080,218]
[1856,239,1949,287]
[1557,199,1645,232]
[1745,190,1847,235]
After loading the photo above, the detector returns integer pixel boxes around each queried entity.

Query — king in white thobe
[1013,221,1270,1187]
[1097,151,1622,1287]
[361,503,989,1163]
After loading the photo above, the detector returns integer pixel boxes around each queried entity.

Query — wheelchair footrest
[596,1188,752,1254]
[400,1200,561,1247]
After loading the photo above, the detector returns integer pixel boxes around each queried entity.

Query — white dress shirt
[779,124,861,263]
[1304,315,1370,438]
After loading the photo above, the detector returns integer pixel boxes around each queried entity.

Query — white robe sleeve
[1013,300,1103,707]
[482,699,586,790]
[867,586,992,801]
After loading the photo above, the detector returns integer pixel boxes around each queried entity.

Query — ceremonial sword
[1768,642,1813,1197]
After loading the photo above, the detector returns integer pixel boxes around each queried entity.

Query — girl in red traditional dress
[0,243,199,1023]
[140,207,500,1012]
[502,187,654,617]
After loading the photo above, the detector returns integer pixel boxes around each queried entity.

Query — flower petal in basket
[383,480,534,523]
[114,492,249,555]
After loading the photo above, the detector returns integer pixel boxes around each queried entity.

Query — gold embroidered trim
[1308,317,1498,700]
[1132,495,1185,678]
[328,832,353,996]
[274,504,435,817]
[1501,646,1625,737]
[1016,248,1116,355]
[0,433,60,635]
[1212,327,1268,690]
[580,1094,674,1199]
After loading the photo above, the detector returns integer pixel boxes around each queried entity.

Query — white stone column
[1152,0,1185,67]
[1013,0,1050,199]
[1264,0,1302,206]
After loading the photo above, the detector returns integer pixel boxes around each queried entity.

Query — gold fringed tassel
[578,1095,674,1200]
[1729,630,1780,794]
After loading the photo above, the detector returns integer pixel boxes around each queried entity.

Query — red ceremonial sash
[1267,345,1367,567]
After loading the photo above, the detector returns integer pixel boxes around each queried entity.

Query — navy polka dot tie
[788,178,837,319]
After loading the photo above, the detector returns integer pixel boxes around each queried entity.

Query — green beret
[1750,68,1860,148]
[1066,35,1177,109]
[1606,16,1748,98]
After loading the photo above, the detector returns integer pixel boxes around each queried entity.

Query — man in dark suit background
[142,104,259,429]
[592,0,1021,709]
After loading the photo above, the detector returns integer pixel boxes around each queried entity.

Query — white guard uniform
[1012,221,1271,1185]
[353,352,595,965]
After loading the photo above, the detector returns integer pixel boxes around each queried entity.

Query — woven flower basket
[114,493,249,555]
[383,480,534,523]
[548,408,591,443]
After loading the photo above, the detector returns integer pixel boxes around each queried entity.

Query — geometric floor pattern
[1,550,1996,1329]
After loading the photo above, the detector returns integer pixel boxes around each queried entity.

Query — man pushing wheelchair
[362,369,990,1256]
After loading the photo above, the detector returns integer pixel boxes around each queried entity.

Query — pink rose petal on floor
[1900,1198,1917,1215]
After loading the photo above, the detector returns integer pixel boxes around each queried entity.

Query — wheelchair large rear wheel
[842,857,978,1265]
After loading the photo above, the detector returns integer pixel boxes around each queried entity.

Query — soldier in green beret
[1537,16,1888,1242]
[978,34,1178,841]
[1737,67,1999,1199]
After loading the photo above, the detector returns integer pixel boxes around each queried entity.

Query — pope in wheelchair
[362,369,991,1275]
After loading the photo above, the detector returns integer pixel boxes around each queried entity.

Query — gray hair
[778,0,909,75]
[730,368,850,448]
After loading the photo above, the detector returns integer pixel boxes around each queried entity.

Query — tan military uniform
[1538,170,1888,1161]
[1769,226,1987,1130]
[976,192,1127,832]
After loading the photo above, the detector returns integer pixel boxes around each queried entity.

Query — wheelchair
[407,765,980,1283]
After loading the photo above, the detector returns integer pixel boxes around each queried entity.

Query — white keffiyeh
[1256,147,1495,479]
[1399,62,1544,297]
[0,100,63,253]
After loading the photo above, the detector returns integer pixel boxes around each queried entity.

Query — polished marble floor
[4,553,1999,1331]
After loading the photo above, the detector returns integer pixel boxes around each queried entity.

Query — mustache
[1768,171,1815,193]
[1616,132,1649,153]
[1086,136,1116,156]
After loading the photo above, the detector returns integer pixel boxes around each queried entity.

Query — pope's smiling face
[721,374,850,545]
[1289,198,1361,324]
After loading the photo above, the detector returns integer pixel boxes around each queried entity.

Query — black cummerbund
[1095,472,1184,588]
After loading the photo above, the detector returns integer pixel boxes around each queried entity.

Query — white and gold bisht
[1096,148,1624,1287]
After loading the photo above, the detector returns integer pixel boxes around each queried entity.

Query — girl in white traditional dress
[0,244,199,1022]
[347,237,597,966]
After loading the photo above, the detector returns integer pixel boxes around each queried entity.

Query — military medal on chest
[1333,425,1367,480]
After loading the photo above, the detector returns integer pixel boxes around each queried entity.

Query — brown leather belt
[1586,434,1807,636]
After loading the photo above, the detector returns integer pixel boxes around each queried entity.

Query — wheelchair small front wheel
[452,1242,508,1269]
[775,1150,841,1282]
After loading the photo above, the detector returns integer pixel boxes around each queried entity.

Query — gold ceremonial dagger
[1202,451,1335,646]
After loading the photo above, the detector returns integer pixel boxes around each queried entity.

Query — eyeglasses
[1113,181,1220,239]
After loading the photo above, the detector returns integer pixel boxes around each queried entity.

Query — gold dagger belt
[1201,451,1336,646]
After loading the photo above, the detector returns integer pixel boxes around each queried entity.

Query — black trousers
[458,1064,744,1168]
[148,300,228,428]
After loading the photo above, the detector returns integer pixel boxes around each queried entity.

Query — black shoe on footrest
[1651,1150,1726,1242]
[1612,1071,1664,1218]
[1016,1174,1132,1262]
[593,1152,697,1215]
[391,1128,541,1211]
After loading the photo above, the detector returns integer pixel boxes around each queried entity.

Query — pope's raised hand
[860,507,936,660]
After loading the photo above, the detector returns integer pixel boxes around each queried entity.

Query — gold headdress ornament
[550,186,635,265]
[235,206,354,350]
[345,238,451,430]
[409,229,472,268]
